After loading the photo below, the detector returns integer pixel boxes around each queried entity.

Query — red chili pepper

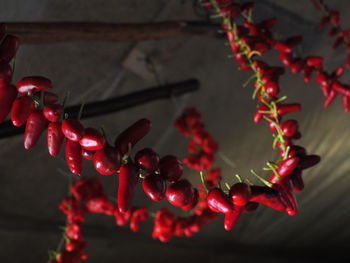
[278,178,298,216]
[182,188,199,211]
[79,127,106,151]
[290,169,304,192]
[281,119,298,137]
[118,162,140,213]
[65,139,82,175]
[0,35,19,63]
[274,42,292,53]
[298,155,321,170]
[287,145,307,158]
[142,173,166,202]
[332,81,350,97]
[24,110,48,150]
[234,53,250,70]
[11,95,35,127]
[114,208,132,226]
[0,84,17,123]
[93,146,121,175]
[264,81,280,97]
[43,104,63,123]
[277,157,299,177]
[224,206,242,231]
[323,89,337,108]
[253,104,269,123]
[316,72,329,87]
[207,188,233,214]
[114,118,151,156]
[270,183,294,214]
[290,59,303,74]
[16,76,52,95]
[135,148,160,174]
[130,208,149,232]
[277,103,301,116]
[61,119,85,142]
[166,179,194,208]
[333,66,344,78]
[279,52,292,66]
[47,122,65,157]
[0,63,12,87]
[249,185,287,211]
[229,183,251,206]
[159,155,183,182]
[303,66,313,83]
[306,56,323,69]
[82,149,95,160]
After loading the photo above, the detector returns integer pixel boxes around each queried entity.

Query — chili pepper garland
[0,2,329,261]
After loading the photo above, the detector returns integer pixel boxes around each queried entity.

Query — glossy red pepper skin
[118,162,140,213]
[43,104,63,122]
[65,139,82,175]
[306,56,323,69]
[135,148,160,174]
[0,84,17,123]
[0,63,12,87]
[281,120,298,137]
[159,155,183,182]
[47,122,65,157]
[0,35,19,64]
[264,81,280,97]
[250,185,287,212]
[253,104,269,123]
[229,183,252,206]
[93,146,121,175]
[16,76,52,95]
[142,174,166,202]
[11,95,35,127]
[114,118,151,156]
[82,149,95,160]
[24,110,48,150]
[224,206,242,231]
[166,179,194,208]
[182,188,199,211]
[79,128,106,151]
[207,188,233,214]
[277,103,301,116]
[61,119,85,142]
[277,157,299,177]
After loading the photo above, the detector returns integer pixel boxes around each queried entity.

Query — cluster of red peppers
[4,0,349,260]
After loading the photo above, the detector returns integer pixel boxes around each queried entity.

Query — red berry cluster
[174,107,219,171]
[50,177,151,263]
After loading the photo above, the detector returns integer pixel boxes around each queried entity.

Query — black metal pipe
[0,79,199,139]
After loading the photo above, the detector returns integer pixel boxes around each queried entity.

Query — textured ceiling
[1,0,350,262]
